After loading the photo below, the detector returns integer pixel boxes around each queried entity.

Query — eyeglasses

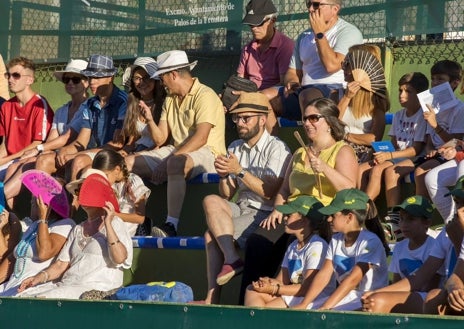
[306,1,333,10]
[302,114,325,123]
[231,114,262,124]
[62,76,83,84]
[253,18,271,28]
[132,76,152,84]
[4,72,31,80]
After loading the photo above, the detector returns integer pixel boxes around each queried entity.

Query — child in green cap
[361,195,440,313]
[244,195,333,308]
[292,188,389,311]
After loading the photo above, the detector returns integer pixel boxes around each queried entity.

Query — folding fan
[348,49,387,98]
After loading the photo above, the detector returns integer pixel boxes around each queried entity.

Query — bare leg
[244,284,283,307]
[298,88,324,110]
[363,291,424,313]
[35,151,59,174]
[423,288,448,314]
[70,153,93,181]
[384,160,415,207]
[4,160,35,209]
[166,154,191,220]
[414,159,440,198]
[125,154,153,178]
[364,161,393,201]
[204,230,223,304]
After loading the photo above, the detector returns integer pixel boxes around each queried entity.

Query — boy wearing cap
[293,188,388,310]
[244,195,335,308]
[361,196,440,314]
[60,54,127,180]
[0,57,54,178]
[143,50,226,238]
[197,92,290,304]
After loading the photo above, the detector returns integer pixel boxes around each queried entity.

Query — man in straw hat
[59,54,127,181]
[0,56,54,179]
[194,92,290,304]
[262,0,362,121]
[138,50,226,237]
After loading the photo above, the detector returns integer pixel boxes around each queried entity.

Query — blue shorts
[278,84,343,120]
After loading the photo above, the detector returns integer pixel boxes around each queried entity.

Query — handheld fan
[348,49,387,98]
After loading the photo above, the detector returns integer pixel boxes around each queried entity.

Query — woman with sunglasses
[242,98,358,303]
[2,59,89,210]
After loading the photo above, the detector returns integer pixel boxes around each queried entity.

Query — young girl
[358,72,429,241]
[361,195,440,313]
[244,195,333,308]
[292,188,389,311]
[68,149,151,236]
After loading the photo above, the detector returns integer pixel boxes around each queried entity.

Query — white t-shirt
[342,107,373,135]
[389,235,437,279]
[0,218,75,296]
[426,100,464,148]
[388,108,427,154]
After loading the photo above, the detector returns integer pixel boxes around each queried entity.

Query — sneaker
[216,259,245,286]
[151,222,177,237]
[383,214,403,242]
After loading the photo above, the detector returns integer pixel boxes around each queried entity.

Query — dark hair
[305,97,346,141]
[92,149,129,181]
[398,72,429,93]
[341,199,390,256]
[431,60,462,82]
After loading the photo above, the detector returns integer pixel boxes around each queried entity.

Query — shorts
[228,200,271,249]
[138,145,217,181]
[278,83,343,120]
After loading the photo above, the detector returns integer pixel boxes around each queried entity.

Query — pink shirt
[237,29,294,90]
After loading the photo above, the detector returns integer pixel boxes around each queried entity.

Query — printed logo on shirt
[13,116,25,121]
[111,118,117,125]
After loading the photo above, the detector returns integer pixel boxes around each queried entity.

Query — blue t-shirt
[72,85,127,148]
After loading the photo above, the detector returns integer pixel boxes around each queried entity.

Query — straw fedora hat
[151,50,197,78]
[53,59,89,82]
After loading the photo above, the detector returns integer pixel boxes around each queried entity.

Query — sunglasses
[231,114,262,124]
[4,72,31,80]
[306,1,332,10]
[302,114,325,123]
[253,18,271,28]
[132,76,152,84]
[62,76,83,84]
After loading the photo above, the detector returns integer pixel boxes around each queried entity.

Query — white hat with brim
[122,57,159,90]
[81,54,118,78]
[65,168,107,196]
[54,59,89,82]
[151,50,197,78]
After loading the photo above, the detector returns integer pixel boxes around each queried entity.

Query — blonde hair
[346,44,390,118]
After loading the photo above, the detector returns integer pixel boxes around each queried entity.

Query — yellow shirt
[160,78,226,155]
[288,140,346,205]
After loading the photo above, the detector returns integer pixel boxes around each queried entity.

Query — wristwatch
[316,32,324,40]
[237,169,247,179]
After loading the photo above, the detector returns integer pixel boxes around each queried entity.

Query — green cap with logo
[445,175,464,199]
[318,188,369,215]
[392,195,434,219]
[276,195,325,229]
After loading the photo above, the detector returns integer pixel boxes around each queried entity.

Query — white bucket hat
[65,168,107,196]
[53,59,89,82]
[121,57,158,90]
[151,50,197,78]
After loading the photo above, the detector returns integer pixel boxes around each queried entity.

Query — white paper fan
[349,49,387,98]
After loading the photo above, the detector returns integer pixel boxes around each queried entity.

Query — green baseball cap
[445,175,464,199]
[276,195,324,218]
[392,195,434,218]
[318,189,369,215]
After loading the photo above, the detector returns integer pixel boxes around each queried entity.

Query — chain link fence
[0,0,463,81]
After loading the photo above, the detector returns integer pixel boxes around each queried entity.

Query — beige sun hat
[53,59,89,82]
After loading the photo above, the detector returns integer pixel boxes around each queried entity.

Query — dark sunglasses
[254,18,271,27]
[231,114,261,124]
[62,76,83,84]
[306,1,332,10]
[4,72,31,80]
[302,114,324,123]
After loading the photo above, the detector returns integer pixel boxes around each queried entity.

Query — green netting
[0,0,462,79]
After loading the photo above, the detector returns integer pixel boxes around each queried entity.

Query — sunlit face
[326,211,346,233]
[132,68,155,98]
[250,18,274,42]
[302,105,329,140]
[232,112,262,141]
[283,212,305,234]
[398,84,420,109]
[62,74,88,96]
[307,1,339,23]
[6,64,34,94]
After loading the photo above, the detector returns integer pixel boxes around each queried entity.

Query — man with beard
[196,92,291,304]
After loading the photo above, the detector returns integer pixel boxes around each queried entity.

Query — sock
[166,216,179,230]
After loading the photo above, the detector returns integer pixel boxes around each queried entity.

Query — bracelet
[37,219,48,225]
[435,125,444,134]
[39,270,48,283]
[109,240,120,246]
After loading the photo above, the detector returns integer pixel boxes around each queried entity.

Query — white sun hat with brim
[53,59,89,82]
[65,168,108,196]
[151,50,197,78]
[121,57,159,90]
